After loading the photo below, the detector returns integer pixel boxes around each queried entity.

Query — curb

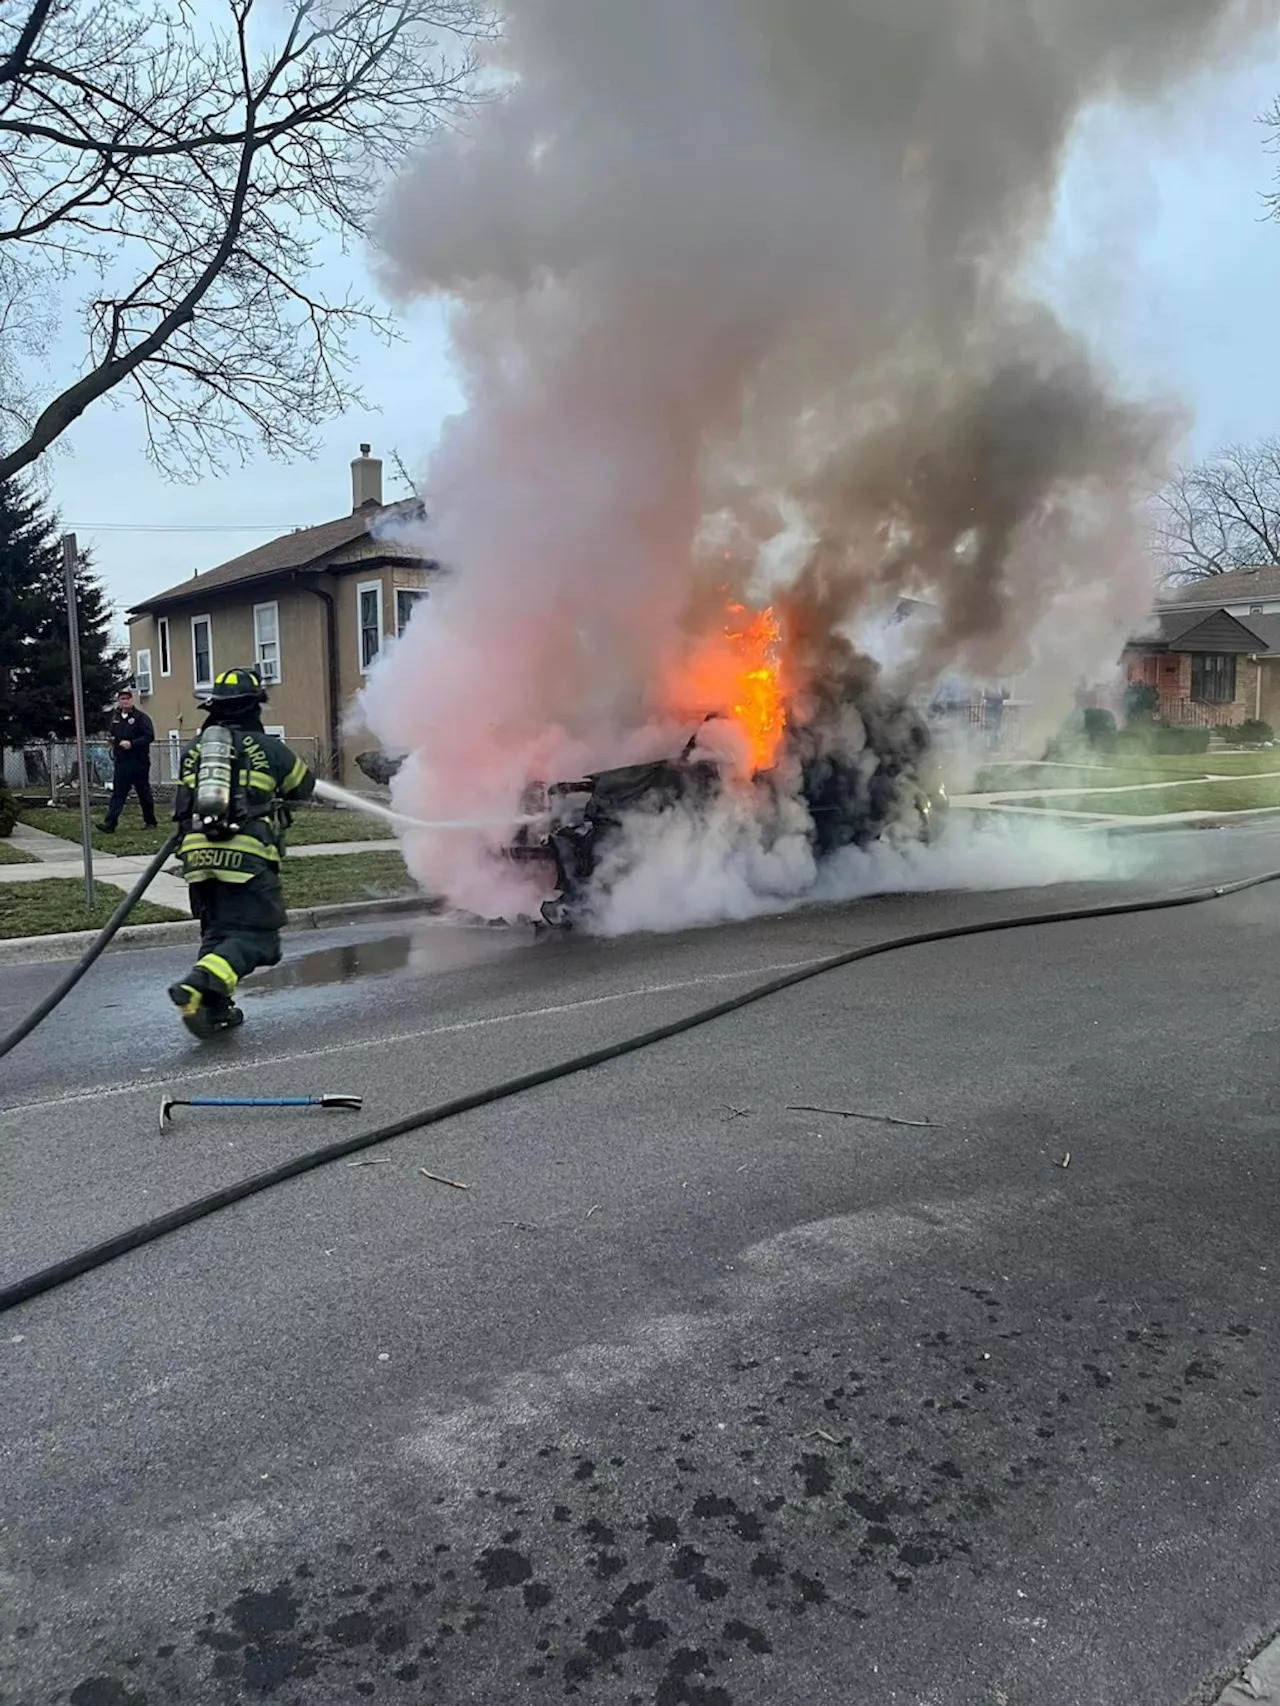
[0,895,442,967]
[289,896,443,930]
[1092,810,1280,836]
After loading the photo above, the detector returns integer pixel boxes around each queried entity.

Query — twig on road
[419,1168,468,1190]
[787,1105,938,1129]
[347,1157,390,1168]
[806,1428,842,1446]
[722,1104,751,1120]
[1060,1152,1072,1169]
[585,1204,601,1219]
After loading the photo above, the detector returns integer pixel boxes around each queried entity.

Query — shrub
[1082,708,1117,751]
[1042,707,1118,761]
[1149,724,1211,755]
[1123,682,1159,725]
[1234,719,1275,747]
[1117,720,1211,756]
[0,783,16,838]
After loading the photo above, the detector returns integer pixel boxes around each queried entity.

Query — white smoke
[359,0,1279,929]
[582,801,1139,938]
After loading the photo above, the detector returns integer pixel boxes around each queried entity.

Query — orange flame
[666,603,787,774]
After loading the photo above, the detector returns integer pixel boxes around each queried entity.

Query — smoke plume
[362,0,1279,924]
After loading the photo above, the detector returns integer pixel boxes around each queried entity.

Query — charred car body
[506,692,948,929]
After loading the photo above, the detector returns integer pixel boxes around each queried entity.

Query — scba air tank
[194,725,236,834]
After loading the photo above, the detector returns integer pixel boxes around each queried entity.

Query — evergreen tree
[0,477,126,749]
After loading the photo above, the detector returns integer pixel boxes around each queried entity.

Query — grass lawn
[1170,750,1280,776]
[976,750,1280,794]
[19,803,392,855]
[0,840,37,865]
[1018,778,1280,817]
[0,878,184,939]
[975,762,1170,793]
[281,849,419,910]
[19,807,171,856]
[283,806,393,845]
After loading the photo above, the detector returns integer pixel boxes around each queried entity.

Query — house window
[157,616,171,677]
[1191,653,1236,705]
[191,614,213,691]
[395,587,428,635]
[357,581,383,671]
[254,601,281,684]
[134,648,153,696]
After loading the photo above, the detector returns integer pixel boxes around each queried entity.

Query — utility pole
[61,533,95,911]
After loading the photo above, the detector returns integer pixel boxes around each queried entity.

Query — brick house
[126,448,436,783]
[1124,566,1280,729]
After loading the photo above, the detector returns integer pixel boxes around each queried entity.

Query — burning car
[356,603,948,932]
[507,698,948,930]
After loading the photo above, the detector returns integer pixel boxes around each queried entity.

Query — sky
[30,41,1280,638]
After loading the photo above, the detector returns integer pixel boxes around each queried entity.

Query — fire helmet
[201,666,268,708]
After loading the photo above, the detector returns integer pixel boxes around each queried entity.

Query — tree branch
[0,0,55,90]
[1152,440,1280,583]
[0,0,492,478]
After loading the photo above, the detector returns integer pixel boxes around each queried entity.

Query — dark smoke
[782,315,1177,692]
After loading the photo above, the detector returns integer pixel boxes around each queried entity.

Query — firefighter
[102,687,158,832]
[167,667,315,1038]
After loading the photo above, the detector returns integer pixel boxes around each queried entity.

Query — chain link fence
[927,698,1026,755]
[4,741,113,798]
[3,734,327,799]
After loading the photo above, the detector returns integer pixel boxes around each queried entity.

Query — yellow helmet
[202,666,266,706]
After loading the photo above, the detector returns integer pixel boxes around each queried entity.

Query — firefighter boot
[167,967,244,1039]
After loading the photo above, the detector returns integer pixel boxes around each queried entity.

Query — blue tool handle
[188,1096,318,1107]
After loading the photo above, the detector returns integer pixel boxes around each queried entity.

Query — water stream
[312,777,535,834]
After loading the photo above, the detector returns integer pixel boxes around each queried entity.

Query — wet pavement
[2,825,1280,1704]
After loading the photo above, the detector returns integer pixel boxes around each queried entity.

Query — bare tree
[389,445,424,498]
[1150,440,1280,584]
[0,0,492,482]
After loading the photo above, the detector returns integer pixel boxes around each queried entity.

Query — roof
[1163,565,1280,606]
[1240,612,1280,653]
[1150,609,1217,645]
[128,498,426,614]
[1130,607,1280,655]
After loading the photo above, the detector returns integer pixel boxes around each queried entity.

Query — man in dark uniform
[101,687,157,831]
[167,667,315,1038]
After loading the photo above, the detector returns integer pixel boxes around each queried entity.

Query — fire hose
[3,861,1280,1316]
[0,830,183,1066]
[0,796,528,1069]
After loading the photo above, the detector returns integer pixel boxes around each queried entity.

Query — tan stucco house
[126,448,435,783]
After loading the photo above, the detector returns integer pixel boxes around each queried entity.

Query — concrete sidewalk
[0,861,192,907]
[1,822,402,912]
[5,820,191,906]
[8,820,99,862]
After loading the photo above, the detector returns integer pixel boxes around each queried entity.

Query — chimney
[351,443,382,512]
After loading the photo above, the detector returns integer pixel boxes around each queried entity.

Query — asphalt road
[2,825,1279,1706]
